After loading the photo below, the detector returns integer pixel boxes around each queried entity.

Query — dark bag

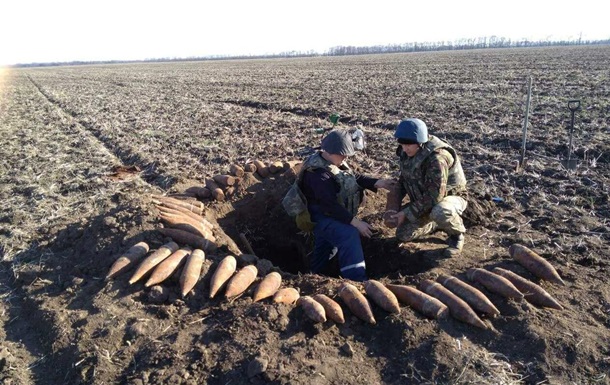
[282,178,315,232]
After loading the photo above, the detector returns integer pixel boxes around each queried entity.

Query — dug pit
[207,167,478,279]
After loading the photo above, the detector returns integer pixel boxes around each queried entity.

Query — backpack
[282,170,315,232]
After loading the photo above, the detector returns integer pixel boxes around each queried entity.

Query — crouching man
[387,118,468,257]
[300,129,394,281]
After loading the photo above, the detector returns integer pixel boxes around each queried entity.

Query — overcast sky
[1,0,608,65]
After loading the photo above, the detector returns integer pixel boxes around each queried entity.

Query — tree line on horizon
[13,35,610,68]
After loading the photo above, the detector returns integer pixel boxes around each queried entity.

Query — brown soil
[0,46,609,385]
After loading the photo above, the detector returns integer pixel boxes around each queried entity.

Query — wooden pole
[519,76,532,169]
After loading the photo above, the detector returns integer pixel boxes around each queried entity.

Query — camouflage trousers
[396,196,467,242]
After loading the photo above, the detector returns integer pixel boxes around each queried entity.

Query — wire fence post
[519,76,532,169]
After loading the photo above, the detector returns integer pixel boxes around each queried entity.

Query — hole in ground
[215,171,447,278]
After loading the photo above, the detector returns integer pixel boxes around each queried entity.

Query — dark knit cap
[321,129,355,156]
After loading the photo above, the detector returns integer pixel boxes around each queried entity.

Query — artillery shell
[209,255,237,298]
[437,274,500,317]
[151,195,204,215]
[180,249,205,297]
[509,244,565,286]
[282,161,302,179]
[386,284,449,319]
[312,294,345,324]
[364,280,401,314]
[158,228,215,251]
[419,279,488,329]
[229,164,245,177]
[145,247,191,287]
[213,174,236,186]
[273,287,300,304]
[297,296,327,323]
[253,272,282,302]
[154,201,207,223]
[205,179,225,201]
[106,241,150,280]
[253,160,270,178]
[184,186,211,200]
[338,283,376,325]
[159,213,215,242]
[385,183,402,212]
[268,161,285,174]
[493,267,563,310]
[467,268,524,301]
[225,265,258,298]
[244,163,257,173]
[129,241,179,284]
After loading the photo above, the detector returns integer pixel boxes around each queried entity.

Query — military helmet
[394,118,429,144]
[321,129,355,156]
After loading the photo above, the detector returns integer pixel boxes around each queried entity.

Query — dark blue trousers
[310,210,367,281]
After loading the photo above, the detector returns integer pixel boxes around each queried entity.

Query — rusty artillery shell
[151,195,204,215]
[509,244,565,286]
[253,160,270,178]
[338,283,376,325]
[253,272,282,302]
[129,241,179,284]
[386,284,449,319]
[268,161,285,174]
[158,228,215,252]
[229,164,245,177]
[180,249,205,297]
[282,161,302,179]
[157,206,215,239]
[154,201,207,223]
[213,174,236,187]
[273,287,300,304]
[244,163,257,173]
[493,267,563,310]
[225,265,258,299]
[145,247,191,287]
[437,274,500,317]
[385,183,402,212]
[205,179,225,202]
[209,255,237,298]
[467,268,524,301]
[297,296,327,323]
[184,186,211,200]
[312,294,345,324]
[158,212,215,242]
[364,280,401,314]
[106,241,150,280]
[419,279,488,329]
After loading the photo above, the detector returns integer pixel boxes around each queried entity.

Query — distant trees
[325,36,610,56]
[11,35,610,68]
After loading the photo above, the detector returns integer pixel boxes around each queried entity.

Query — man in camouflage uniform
[387,118,468,257]
[300,129,394,281]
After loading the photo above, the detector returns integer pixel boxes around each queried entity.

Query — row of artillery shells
[106,241,207,298]
[191,160,303,202]
[208,256,301,305]
[107,242,563,328]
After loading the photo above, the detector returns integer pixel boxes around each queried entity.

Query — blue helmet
[394,118,428,144]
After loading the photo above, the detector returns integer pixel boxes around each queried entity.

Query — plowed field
[1,45,609,384]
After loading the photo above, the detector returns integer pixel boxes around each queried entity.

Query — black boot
[444,233,464,257]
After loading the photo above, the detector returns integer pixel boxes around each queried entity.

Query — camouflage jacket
[398,136,467,222]
[302,153,363,217]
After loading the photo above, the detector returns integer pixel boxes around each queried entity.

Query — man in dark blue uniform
[300,130,394,281]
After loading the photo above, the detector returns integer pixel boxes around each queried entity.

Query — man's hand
[374,178,397,191]
[350,217,373,238]
[390,211,406,228]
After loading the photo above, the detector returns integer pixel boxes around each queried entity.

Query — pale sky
[1,0,608,65]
